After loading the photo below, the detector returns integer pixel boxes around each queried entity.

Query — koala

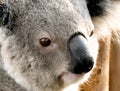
[0,0,120,91]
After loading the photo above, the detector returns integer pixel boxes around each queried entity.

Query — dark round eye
[39,38,51,47]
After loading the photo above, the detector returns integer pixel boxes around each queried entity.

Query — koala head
[0,0,98,91]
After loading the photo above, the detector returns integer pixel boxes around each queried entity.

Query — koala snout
[68,33,94,74]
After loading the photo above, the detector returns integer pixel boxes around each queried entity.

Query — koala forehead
[5,0,92,38]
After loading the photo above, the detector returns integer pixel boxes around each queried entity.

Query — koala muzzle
[68,33,94,74]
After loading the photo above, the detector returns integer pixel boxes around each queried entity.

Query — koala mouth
[61,70,89,89]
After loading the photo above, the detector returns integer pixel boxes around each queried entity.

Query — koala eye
[39,38,51,47]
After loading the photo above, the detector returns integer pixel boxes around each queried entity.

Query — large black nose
[68,33,94,74]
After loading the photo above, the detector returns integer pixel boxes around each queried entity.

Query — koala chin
[0,0,120,91]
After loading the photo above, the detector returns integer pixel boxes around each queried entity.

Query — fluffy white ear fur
[94,2,120,41]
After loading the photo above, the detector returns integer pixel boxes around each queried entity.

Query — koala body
[0,0,120,91]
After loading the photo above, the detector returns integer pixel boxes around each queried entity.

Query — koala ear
[0,4,15,30]
[87,0,105,17]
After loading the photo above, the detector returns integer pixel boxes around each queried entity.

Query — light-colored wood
[109,33,120,91]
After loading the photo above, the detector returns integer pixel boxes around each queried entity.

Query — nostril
[71,57,94,74]
[83,57,94,73]
[71,62,83,74]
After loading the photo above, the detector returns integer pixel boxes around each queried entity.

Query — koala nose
[68,33,94,74]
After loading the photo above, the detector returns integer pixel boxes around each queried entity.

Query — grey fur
[0,0,102,91]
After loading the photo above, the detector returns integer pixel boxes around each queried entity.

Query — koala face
[0,0,98,91]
